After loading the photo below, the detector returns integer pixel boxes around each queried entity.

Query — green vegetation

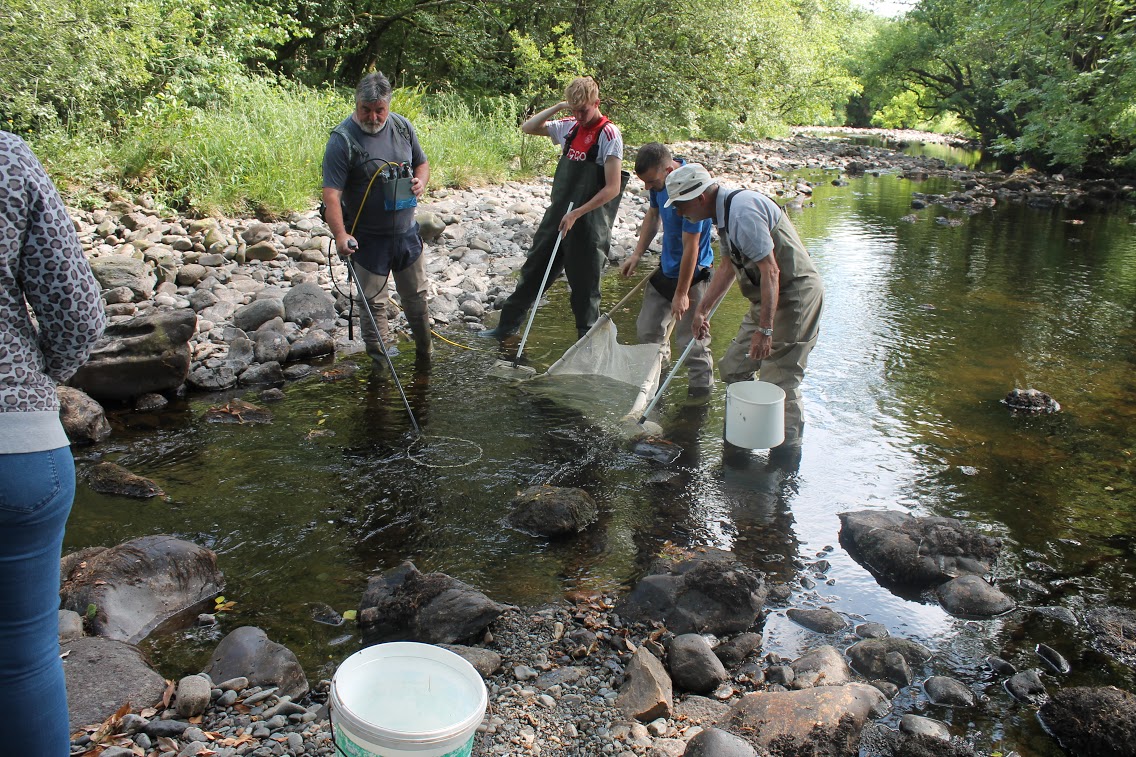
[2,0,1133,214]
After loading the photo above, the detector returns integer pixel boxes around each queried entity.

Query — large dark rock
[1038,686,1136,757]
[615,550,766,636]
[62,636,166,732]
[506,485,598,537]
[70,309,196,401]
[358,561,505,645]
[858,722,980,757]
[57,386,111,444]
[717,683,887,754]
[787,607,847,634]
[232,298,285,332]
[287,330,335,361]
[205,626,309,700]
[838,510,1002,587]
[60,535,224,644]
[283,281,337,325]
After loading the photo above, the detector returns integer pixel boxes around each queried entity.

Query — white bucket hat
[663,162,714,207]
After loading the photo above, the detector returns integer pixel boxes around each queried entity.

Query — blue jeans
[0,446,75,756]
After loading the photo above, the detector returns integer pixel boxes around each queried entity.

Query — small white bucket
[725,380,786,449]
[330,642,487,757]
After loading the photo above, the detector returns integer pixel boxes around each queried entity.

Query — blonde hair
[565,77,600,108]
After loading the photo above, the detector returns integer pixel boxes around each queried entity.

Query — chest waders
[719,190,824,447]
[497,124,629,337]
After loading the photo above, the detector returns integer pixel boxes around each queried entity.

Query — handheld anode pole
[637,296,725,426]
[344,245,421,437]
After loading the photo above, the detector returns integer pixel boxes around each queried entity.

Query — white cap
[663,162,714,207]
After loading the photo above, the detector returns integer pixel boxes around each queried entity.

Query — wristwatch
[757,326,773,337]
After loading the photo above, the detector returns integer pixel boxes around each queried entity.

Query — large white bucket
[725,380,786,449]
[330,642,487,757]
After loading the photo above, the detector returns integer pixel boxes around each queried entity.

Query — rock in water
[87,461,164,498]
[1002,387,1060,413]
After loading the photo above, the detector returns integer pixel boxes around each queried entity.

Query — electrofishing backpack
[319,113,417,223]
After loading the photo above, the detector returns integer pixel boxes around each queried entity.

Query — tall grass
[30,77,557,218]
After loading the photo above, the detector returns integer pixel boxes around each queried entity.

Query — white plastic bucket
[725,380,786,449]
[330,642,487,757]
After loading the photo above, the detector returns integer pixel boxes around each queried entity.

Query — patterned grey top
[1,131,106,452]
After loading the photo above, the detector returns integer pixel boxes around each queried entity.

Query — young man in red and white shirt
[481,77,628,339]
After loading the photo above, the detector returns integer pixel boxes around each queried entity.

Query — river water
[67,144,1136,756]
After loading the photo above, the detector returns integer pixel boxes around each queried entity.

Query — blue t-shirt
[649,161,713,279]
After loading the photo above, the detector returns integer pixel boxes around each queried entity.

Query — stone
[791,644,851,687]
[70,309,197,401]
[786,606,847,634]
[59,609,84,641]
[60,535,224,644]
[283,281,336,325]
[617,647,673,722]
[1085,606,1136,668]
[176,264,209,286]
[533,666,587,690]
[923,676,976,706]
[837,510,1002,587]
[86,461,164,498]
[846,637,932,686]
[91,255,156,301]
[358,561,505,645]
[856,622,889,639]
[134,392,168,411]
[714,632,762,667]
[1038,686,1136,757]
[253,330,291,364]
[287,329,336,361]
[673,695,730,724]
[245,240,280,261]
[416,211,447,242]
[615,550,766,636]
[232,298,286,332]
[62,636,166,732]
[440,645,502,678]
[668,634,728,694]
[899,714,952,740]
[175,675,212,718]
[718,684,886,753]
[57,386,111,444]
[205,626,309,700]
[1005,669,1047,704]
[937,575,1015,617]
[683,727,756,757]
[241,222,275,245]
[506,485,599,537]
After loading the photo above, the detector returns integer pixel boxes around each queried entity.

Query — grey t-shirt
[716,188,783,263]
[322,114,427,237]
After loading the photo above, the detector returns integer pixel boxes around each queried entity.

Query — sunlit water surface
[68,151,1136,756]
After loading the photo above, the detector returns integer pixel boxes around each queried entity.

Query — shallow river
[68,145,1136,756]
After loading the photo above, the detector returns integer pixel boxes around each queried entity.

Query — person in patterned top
[1,131,106,755]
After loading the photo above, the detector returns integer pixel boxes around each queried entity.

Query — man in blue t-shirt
[621,143,715,395]
[322,72,432,361]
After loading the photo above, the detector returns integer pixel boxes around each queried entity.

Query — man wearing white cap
[664,162,824,455]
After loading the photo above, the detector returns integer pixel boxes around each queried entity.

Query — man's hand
[620,252,642,278]
[671,291,690,319]
[692,311,711,339]
[410,176,426,197]
[337,234,358,257]
[748,331,772,361]
[558,208,584,234]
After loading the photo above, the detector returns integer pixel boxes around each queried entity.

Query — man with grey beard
[323,71,433,361]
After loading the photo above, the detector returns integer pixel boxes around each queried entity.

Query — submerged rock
[86,461,164,498]
[58,386,112,444]
[203,398,273,424]
[1002,387,1060,413]
[506,485,598,537]
[847,637,933,686]
[1038,686,1136,757]
[937,574,1015,618]
[1085,606,1136,668]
